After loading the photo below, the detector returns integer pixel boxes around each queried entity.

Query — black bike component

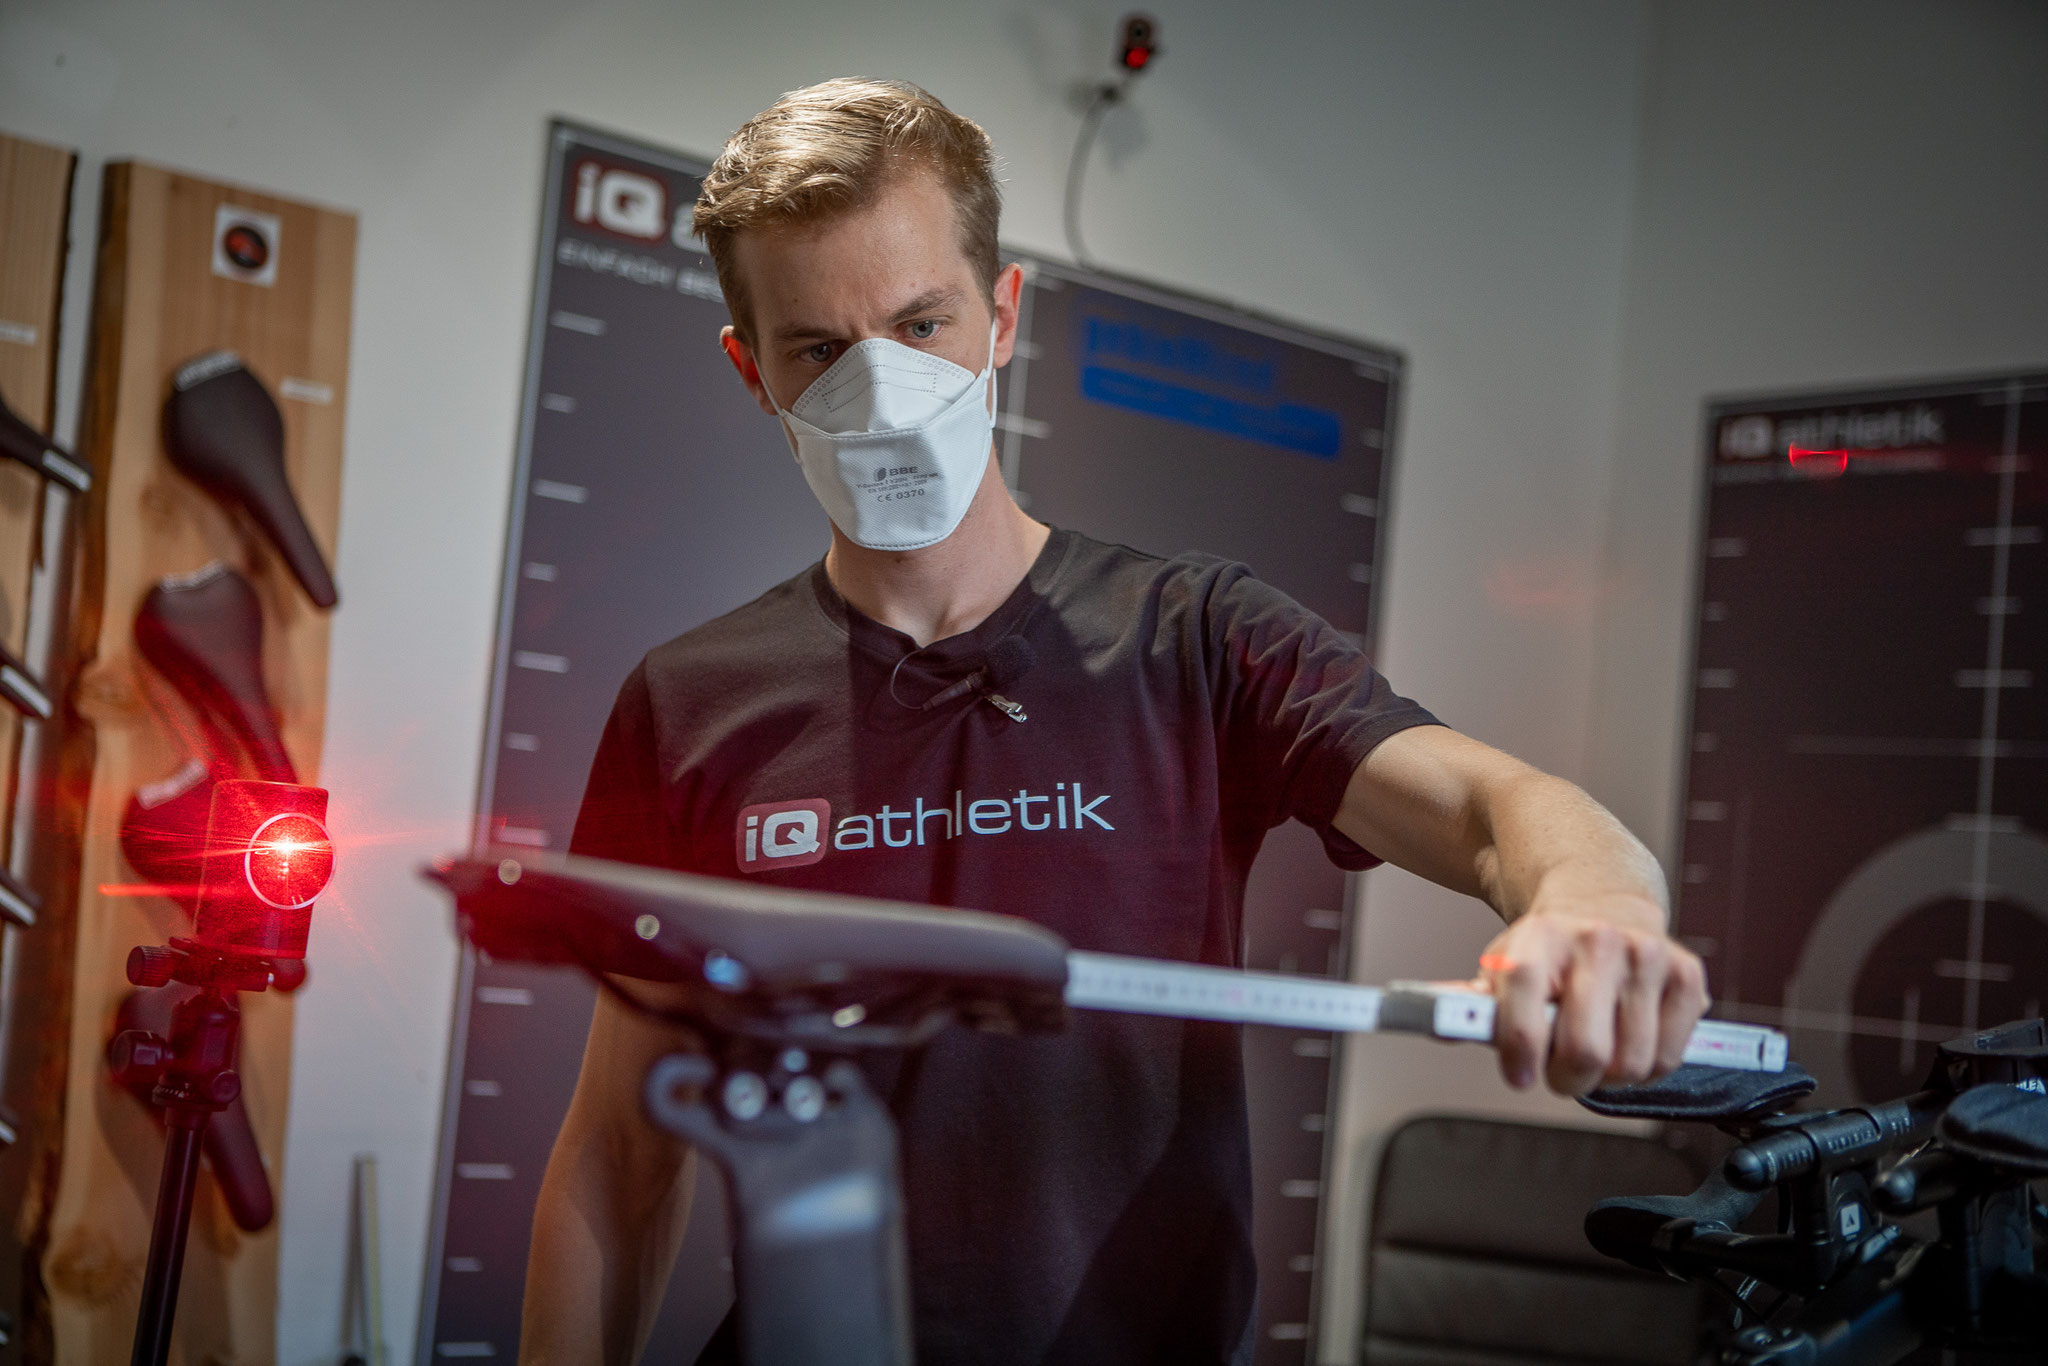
[1580,1061,1816,1122]
[120,759,216,913]
[1934,1082,2048,1178]
[1931,1017,2048,1093]
[0,386,90,492]
[1585,1166,1769,1275]
[1,639,54,720]
[164,352,337,608]
[1717,1243,1923,1366]
[430,850,1070,1046]
[646,1053,912,1366]
[1725,1093,1947,1192]
[1586,1021,2048,1366]
[427,851,1078,1366]
[134,563,296,783]
[1873,1146,1964,1214]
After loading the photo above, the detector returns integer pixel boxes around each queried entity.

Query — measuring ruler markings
[1063,951,1788,1073]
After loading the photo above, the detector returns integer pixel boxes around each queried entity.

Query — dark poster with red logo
[1680,374,2047,1108]
[421,122,1402,1366]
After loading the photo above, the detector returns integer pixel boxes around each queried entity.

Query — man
[524,78,1707,1366]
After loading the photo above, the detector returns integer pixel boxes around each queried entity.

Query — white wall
[1586,0,2048,867]
[1,2,1874,1363]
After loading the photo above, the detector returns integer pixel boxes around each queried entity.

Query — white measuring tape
[1064,951,1788,1073]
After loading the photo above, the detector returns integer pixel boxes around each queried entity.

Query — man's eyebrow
[889,286,964,322]
[770,287,967,345]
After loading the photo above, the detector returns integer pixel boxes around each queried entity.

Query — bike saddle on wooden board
[119,757,217,913]
[163,352,337,609]
[134,563,296,784]
[0,386,91,493]
[110,985,275,1232]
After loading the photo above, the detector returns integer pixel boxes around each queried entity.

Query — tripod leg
[131,1118,206,1366]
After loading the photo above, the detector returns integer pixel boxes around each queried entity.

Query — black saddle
[164,353,337,609]
[134,562,296,783]
[429,851,1071,1044]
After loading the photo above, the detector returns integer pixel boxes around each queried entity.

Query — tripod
[108,937,297,1366]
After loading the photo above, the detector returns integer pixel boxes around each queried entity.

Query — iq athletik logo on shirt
[736,799,831,870]
[735,785,1114,874]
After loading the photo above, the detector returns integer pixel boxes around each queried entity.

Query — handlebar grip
[1725,1092,1945,1191]
[1586,1168,1763,1273]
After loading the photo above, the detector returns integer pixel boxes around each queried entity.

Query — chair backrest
[1361,1114,1706,1366]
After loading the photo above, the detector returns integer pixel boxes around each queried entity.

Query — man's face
[719,170,1022,418]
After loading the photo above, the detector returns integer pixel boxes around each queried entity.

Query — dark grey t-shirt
[573,526,1440,1366]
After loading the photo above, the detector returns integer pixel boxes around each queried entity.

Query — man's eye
[907,319,939,341]
[803,343,835,364]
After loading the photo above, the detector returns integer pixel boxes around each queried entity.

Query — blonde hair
[693,78,1002,340]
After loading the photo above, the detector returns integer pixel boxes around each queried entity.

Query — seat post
[644,1053,913,1366]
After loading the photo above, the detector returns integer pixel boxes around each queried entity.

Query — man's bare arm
[520,986,701,1366]
[1332,725,1708,1094]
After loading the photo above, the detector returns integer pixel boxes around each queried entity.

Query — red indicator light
[1789,444,1850,476]
[245,812,333,909]
[1123,46,1149,69]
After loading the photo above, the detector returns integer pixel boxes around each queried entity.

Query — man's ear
[720,326,779,417]
[992,263,1026,369]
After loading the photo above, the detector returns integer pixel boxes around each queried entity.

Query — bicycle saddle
[428,851,1071,1040]
[164,352,337,609]
[134,562,296,783]
[120,757,217,912]
[0,387,90,492]
[1580,1061,1817,1124]
[112,985,274,1231]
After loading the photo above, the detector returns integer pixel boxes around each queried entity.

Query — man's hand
[1477,893,1709,1094]
[1335,726,1712,1097]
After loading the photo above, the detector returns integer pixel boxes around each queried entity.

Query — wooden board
[0,129,79,1366]
[40,161,354,1366]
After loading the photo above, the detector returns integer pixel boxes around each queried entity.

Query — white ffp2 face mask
[761,324,998,552]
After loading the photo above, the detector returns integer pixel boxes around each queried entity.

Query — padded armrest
[428,849,1072,1034]
[1579,1062,1816,1123]
[1938,1082,2048,1176]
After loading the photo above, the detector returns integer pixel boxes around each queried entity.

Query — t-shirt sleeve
[1204,563,1443,869]
[568,659,682,869]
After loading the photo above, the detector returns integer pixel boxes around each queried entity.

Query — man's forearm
[1471,766,1668,930]
[521,988,700,1366]
[1338,726,1707,1092]
[521,1125,694,1366]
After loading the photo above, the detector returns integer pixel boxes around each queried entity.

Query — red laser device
[113,778,332,1366]
[190,778,332,960]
